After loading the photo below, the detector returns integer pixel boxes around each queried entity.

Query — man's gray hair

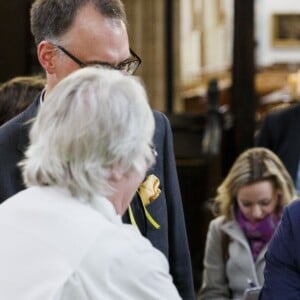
[20,68,155,201]
[30,0,126,45]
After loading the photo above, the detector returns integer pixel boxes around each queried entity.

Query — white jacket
[198,216,266,300]
[0,186,181,300]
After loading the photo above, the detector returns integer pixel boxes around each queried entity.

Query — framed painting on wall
[272,13,300,47]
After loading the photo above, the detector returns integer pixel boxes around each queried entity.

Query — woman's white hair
[20,67,155,201]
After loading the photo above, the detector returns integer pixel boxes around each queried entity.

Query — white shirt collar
[39,88,46,105]
[89,195,122,225]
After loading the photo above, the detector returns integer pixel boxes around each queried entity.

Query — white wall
[179,0,233,82]
[255,0,300,66]
[180,0,202,81]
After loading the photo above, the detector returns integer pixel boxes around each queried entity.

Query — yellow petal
[138,174,161,206]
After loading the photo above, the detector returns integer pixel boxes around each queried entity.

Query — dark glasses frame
[54,44,142,75]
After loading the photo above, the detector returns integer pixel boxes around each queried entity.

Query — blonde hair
[214,147,297,220]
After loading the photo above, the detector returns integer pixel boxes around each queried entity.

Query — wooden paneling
[123,0,166,111]
[0,2,28,81]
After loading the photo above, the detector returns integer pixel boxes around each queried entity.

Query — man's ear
[37,41,57,74]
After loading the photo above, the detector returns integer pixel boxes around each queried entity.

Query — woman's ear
[37,41,57,75]
[109,164,124,182]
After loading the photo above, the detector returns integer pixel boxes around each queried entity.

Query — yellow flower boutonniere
[138,174,161,206]
[128,175,161,230]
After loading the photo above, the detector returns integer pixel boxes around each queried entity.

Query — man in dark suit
[0,0,194,299]
[260,200,300,299]
[256,103,300,193]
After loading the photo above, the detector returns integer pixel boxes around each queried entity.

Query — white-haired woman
[0,68,181,300]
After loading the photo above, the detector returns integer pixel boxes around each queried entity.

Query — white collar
[39,88,46,105]
[89,195,122,225]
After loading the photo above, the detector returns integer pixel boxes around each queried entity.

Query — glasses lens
[128,60,140,74]
[118,60,140,75]
[94,63,114,70]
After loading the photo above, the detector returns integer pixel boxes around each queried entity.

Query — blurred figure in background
[0,67,181,299]
[198,147,296,300]
[0,75,45,126]
[256,103,300,194]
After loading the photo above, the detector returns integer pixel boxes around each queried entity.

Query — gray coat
[198,216,266,300]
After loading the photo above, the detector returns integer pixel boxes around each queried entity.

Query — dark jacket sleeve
[260,201,300,300]
[150,111,195,300]
[0,96,40,203]
[162,112,194,299]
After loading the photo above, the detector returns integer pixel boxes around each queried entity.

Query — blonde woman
[198,147,296,300]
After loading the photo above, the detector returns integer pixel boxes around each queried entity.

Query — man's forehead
[61,6,129,62]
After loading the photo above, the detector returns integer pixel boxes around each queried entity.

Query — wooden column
[165,0,174,113]
[231,0,256,156]
[123,0,166,112]
[0,2,28,81]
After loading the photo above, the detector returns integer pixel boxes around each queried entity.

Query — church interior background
[1,0,300,291]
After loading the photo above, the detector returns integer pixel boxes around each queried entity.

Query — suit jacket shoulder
[260,200,300,299]
[0,94,39,147]
[0,94,40,202]
[257,103,300,148]
[256,103,300,180]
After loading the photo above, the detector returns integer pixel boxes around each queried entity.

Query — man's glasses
[54,44,142,75]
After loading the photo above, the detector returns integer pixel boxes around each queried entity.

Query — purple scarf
[236,208,280,261]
